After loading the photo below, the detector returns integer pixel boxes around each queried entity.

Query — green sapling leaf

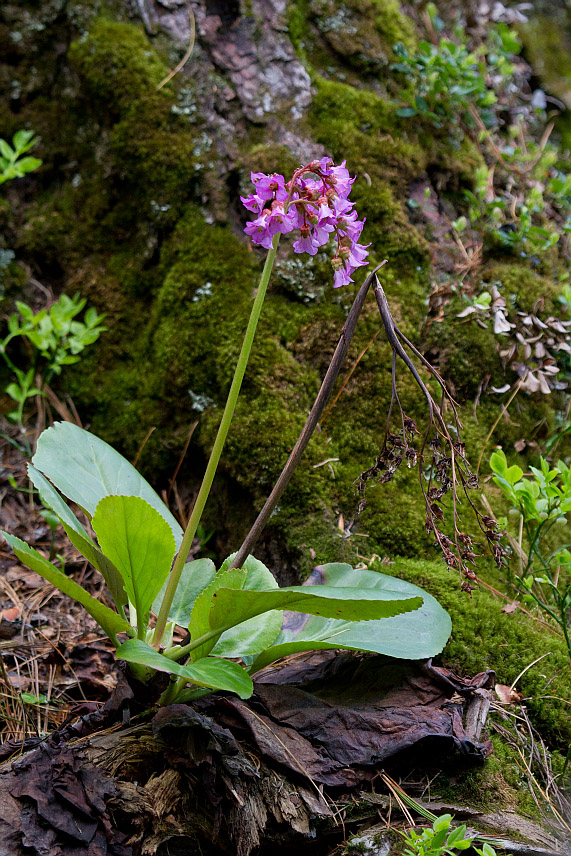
[152,557,215,626]
[0,139,14,160]
[211,554,283,660]
[251,564,451,670]
[188,568,249,661]
[28,464,127,608]
[188,555,284,662]
[210,585,423,632]
[12,129,35,153]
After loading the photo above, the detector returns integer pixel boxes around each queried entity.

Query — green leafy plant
[490,449,571,658]
[0,293,106,440]
[400,813,500,856]
[401,814,473,856]
[394,22,565,267]
[2,159,491,706]
[2,421,451,704]
[392,25,519,138]
[463,165,559,255]
[0,130,42,185]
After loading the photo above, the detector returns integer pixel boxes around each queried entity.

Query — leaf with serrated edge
[92,496,175,629]
[1,533,130,642]
[28,464,127,608]
[116,639,253,699]
[250,564,451,671]
[33,422,182,546]
[210,554,282,660]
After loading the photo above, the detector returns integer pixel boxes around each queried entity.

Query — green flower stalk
[152,234,280,644]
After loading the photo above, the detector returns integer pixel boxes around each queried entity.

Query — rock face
[1,0,570,757]
[141,0,313,120]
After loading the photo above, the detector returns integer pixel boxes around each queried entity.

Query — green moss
[68,19,169,113]
[309,0,415,75]
[519,12,571,149]
[431,733,540,818]
[287,0,310,57]
[384,557,571,747]
[482,261,560,312]
[239,144,301,189]
[423,306,502,399]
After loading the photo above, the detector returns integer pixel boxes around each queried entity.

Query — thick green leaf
[188,568,248,661]
[33,422,183,546]
[116,639,253,699]
[92,496,176,627]
[28,464,127,608]
[211,554,282,660]
[152,558,216,626]
[211,585,422,633]
[1,532,131,642]
[250,564,451,671]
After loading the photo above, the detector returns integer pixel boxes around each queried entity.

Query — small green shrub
[490,449,571,659]
[0,130,42,185]
[392,24,520,137]
[1,293,106,433]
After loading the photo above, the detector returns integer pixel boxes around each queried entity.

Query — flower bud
[331,256,343,271]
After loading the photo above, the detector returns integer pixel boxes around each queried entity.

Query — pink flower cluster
[240,158,369,288]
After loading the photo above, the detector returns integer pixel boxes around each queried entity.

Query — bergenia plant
[2,159,491,707]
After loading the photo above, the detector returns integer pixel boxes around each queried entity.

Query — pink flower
[251,172,288,202]
[242,158,370,286]
[333,266,354,288]
[311,221,335,247]
[293,228,319,255]
[267,201,297,236]
[337,209,365,240]
[319,159,354,198]
[244,212,274,249]
[240,193,264,214]
[347,242,370,268]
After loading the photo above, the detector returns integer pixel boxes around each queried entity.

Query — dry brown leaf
[0,606,20,622]
[495,684,524,704]
[501,601,520,614]
[6,567,45,589]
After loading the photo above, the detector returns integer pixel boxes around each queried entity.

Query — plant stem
[229,260,387,570]
[162,623,235,661]
[152,234,281,645]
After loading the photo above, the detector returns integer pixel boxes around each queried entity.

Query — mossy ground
[1,0,569,809]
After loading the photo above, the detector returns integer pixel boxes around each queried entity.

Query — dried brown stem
[229,261,387,570]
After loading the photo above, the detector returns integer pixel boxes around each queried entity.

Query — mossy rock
[310,0,415,75]
[386,558,571,747]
